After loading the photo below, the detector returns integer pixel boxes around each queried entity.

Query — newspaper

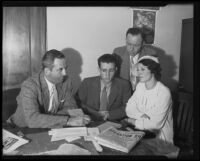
[97,121,122,133]
[3,129,29,154]
[95,127,145,153]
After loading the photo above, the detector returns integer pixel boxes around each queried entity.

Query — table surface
[3,122,179,157]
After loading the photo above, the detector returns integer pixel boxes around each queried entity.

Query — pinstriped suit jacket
[9,71,77,128]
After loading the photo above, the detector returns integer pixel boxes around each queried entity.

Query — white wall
[154,4,193,91]
[47,7,132,76]
[47,5,193,92]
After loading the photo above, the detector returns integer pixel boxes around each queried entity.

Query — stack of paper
[97,121,122,133]
[49,127,87,142]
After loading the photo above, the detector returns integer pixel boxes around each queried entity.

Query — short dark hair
[126,27,145,41]
[42,49,65,70]
[138,58,162,81]
[98,54,117,68]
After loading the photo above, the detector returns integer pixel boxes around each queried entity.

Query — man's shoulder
[113,45,127,55]
[82,76,99,83]
[22,73,40,88]
[142,44,157,56]
[113,77,131,86]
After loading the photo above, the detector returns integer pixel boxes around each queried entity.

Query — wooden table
[2,122,179,157]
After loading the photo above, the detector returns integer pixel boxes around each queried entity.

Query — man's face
[46,58,68,84]
[126,33,143,55]
[99,62,116,85]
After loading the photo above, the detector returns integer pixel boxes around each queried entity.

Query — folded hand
[98,111,109,120]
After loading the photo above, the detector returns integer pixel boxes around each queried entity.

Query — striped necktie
[100,86,108,111]
[49,85,58,113]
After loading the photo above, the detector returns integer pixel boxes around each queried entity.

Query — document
[3,129,29,154]
[95,127,145,153]
[97,121,122,133]
[49,127,87,142]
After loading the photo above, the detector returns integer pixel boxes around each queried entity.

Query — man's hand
[83,115,91,124]
[141,114,150,120]
[98,111,109,121]
[67,116,91,127]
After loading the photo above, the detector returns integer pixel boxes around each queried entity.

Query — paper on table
[84,128,99,141]
[49,127,87,142]
[97,121,122,133]
[65,136,81,142]
[3,129,29,154]
[49,127,87,136]
[24,143,91,155]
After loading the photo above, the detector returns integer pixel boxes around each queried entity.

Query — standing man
[113,27,157,91]
[76,54,132,121]
[8,49,90,128]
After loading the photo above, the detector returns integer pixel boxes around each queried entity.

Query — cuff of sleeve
[135,119,145,130]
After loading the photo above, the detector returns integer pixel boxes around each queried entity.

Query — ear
[44,67,51,76]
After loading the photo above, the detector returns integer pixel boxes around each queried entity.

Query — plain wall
[154,4,193,91]
[47,5,193,92]
[47,7,132,93]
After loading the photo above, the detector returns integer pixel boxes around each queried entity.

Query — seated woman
[125,55,174,144]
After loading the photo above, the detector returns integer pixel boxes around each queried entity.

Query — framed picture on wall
[132,8,158,44]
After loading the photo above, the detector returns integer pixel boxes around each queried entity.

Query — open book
[95,127,145,153]
[3,129,29,154]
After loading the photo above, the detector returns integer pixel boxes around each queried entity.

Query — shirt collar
[100,79,112,90]
[44,76,55,92]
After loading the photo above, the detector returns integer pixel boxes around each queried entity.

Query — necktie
[100,86,108,111]
[49,85,58,113]
[130,56,139,91]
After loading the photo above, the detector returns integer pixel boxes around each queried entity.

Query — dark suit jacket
[9,71,77,128]
[76,76,132,121]
[113,45,157,81]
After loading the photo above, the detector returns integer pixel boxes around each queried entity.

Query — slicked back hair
[126,27,145,41]
[42,49,65,70]
[98,54,117,68]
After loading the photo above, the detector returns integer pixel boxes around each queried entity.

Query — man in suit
[113,27,157,92]
[76,54,132,121]
[8,49,90,128]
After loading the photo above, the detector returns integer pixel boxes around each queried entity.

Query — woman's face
[137,63,154,83]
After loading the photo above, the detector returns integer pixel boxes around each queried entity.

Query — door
[178,18,193,93]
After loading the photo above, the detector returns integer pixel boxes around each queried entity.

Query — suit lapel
[108,78,118,110]
[40,72,50,112]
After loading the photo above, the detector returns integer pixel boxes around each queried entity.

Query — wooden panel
[30,7,46,75]
[3,7,46,90]
[3,7,30,90]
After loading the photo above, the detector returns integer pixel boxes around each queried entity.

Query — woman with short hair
[125,55,174,144]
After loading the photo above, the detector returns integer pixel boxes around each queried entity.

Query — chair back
[174,91,193,147]
[2,88,21,122]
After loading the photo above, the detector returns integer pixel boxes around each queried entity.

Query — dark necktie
[100,86,108,111]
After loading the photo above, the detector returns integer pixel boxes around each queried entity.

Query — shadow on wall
[151,45,178,92]
[61,48,83,95]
